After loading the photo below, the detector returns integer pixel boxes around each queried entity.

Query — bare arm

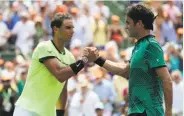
[42,47,97,83]
[87,47,130,78]
[102,60,130,78]
[58,80,68,110]
[155,67,172,115]
[43,58,76,83]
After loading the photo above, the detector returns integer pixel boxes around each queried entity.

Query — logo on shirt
[48,51,52,53]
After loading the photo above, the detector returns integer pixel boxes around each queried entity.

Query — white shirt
[172,81,183,113]
[1,69,16,79]
[91,5,110,19]
[162,4,181,22]
[0,21,9,46]
[12,20,36,55]
[69,90,100,116]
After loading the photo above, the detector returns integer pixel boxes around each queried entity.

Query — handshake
[70,47,105,74]
[82,47,99,63]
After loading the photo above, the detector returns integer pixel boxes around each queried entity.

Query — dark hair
[126,4,157,30]
[51,13,72,36]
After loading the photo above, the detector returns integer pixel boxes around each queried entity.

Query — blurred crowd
[0,0,183,116]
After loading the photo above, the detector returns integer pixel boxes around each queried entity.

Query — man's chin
[128,35,132,38]
[67,40,71,43]
[128,34,135,38]
[68,37,72,41]
[65,38,71,42]
[128,33,132,36]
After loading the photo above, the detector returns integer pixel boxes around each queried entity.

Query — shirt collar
[136,35,155,44]
[51,40,65,55]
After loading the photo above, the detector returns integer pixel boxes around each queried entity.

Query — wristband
[94,57,106,67]
[70,60,85,74]
[56,110,65,116]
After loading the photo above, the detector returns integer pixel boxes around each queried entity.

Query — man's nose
[71,29,74,35]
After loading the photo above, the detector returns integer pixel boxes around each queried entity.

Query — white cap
[20,11,29,18]
[79,79,89,88]
[95,102,104,110]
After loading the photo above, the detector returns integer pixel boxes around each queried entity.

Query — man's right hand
[83,47,99,63]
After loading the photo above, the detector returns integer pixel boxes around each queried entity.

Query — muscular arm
[59,80,68,110]
[155,67,173,113]
[102,60,130,78]
[43,58,76,83]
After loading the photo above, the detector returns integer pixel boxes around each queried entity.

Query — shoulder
[89,91,99,98]
[15,21,21,25]
[36,41,52,50]
[146,38,163,52]
[0,22,7,27]
[13,21,21,28]
[33,41,52,55]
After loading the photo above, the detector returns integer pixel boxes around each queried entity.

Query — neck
[82,89,88,95]
[137,30,151,41]
[53,36,65,53]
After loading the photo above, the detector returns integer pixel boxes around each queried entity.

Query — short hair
[126,4,156,30]
[51,13,72,36]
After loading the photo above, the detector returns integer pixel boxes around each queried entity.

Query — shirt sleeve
[12,22,20,34]
[145,42,166,68]
[33,42,57,63]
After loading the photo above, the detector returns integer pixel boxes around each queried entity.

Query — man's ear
[53,26,59,34]
[137,20,144,28]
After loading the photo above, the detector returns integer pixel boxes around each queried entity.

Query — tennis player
[13,13,98,116]
[90,4,172,116]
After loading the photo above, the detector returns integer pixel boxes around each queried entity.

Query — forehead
[125,16,133,22]
[62,19,73,26]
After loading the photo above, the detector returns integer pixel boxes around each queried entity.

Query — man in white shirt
[92,1,110,22]
[69,77,100,116]
[162,1,181,23]
[95,102,105,116]
[171,70,183,115]
[0,11,10,51]
[12,11,36,55]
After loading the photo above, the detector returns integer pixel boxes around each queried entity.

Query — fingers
[83,47,98,54]
[82,47,99,62]
[83,48,89,56]
[84,47,91,52]
[94,50,99,58]
[89,47,98,53]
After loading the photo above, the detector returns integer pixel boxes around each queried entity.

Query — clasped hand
[82,47,99,63]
